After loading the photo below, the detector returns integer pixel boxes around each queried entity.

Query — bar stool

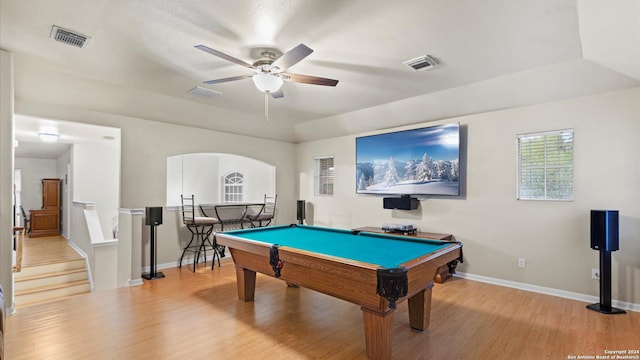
[179,195,219,271]
[245,194,277,227]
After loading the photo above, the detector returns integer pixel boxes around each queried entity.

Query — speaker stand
[586,250,624,314]
[142,224,165,280]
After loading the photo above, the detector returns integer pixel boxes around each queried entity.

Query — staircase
[14,257,91,307]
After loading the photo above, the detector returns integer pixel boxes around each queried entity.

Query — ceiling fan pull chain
[264,92,269,122]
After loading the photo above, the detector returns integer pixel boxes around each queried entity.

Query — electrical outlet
[592,268,600,280]
[518,258,525,269]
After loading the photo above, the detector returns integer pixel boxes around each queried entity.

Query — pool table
[215,224,463,360]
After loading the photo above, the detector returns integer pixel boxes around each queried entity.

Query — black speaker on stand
[297,200,306,225]
[142,207,165,280]
[586,210,625,314]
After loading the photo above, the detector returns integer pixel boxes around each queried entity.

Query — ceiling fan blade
[195,45,254,69]
[270,44,313,72]
[270,89,284,99]
[203,74,252,84]
[281,72,339,86]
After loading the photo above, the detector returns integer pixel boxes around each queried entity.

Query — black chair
[245,195,277,228]
[20,205,30,234]
[179,195,220,271]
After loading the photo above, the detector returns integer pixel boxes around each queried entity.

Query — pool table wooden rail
[401,241,462,300]
[353,227,458,283]
[218,233,384,310]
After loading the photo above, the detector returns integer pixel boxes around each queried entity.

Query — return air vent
[50,26,91,48]
[403,55,438,71]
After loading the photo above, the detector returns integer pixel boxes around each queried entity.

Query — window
[314,157,334,195]
[517,129,574,201]
[224,172,244,203]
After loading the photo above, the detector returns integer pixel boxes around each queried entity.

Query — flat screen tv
[356,123,460,196]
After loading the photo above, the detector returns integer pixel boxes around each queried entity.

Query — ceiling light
[38,132,60,142]
[252,73,283,93]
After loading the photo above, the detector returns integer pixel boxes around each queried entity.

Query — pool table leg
[407,283,434,331]
[235,266,256,301]
[361,308,394,360]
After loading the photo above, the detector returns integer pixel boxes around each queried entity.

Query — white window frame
[517,129,574,201]
[223,172,244,203]
[314,156,334,196]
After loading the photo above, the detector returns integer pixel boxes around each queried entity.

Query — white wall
[218,154,276,203]
[181,154,220,204]
[56,150,71,237]
[0,49,15,309]
[167,153,276,206]
[72,140,120,240]
[14,158,57,213]
[296,87,640,305]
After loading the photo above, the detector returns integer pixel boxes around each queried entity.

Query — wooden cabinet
[42,179,61,208]
[29,179,61,238]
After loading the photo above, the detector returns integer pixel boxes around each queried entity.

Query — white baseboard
[139,254,233,274]
[66,239,95,292]
[127,279,143,287]
[454,272,640,313]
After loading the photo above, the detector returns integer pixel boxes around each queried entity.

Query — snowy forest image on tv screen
[356,123,460,196]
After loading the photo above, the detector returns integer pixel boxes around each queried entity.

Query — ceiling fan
[195,43,339,99]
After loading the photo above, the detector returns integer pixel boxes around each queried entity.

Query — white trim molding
[127,278,143,287]
[118,208,145,215]
[73,200,95,209]
[67,239,95,292]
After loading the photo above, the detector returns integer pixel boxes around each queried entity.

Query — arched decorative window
[224,172,244,203]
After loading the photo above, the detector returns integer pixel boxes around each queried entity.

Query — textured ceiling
[1,0,638,145]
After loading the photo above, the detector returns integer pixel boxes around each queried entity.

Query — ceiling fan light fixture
[252,73,283,93]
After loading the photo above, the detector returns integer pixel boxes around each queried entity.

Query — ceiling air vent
[50,26,91,48]
[403,55,438,71]
[188,86,222,98]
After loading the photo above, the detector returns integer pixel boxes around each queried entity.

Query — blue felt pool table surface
[224,224,451,269]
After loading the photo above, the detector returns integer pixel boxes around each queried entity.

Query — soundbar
[383,196,418,210]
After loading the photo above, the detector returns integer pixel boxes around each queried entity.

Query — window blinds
[517,129,574,200]
[314,157,334,195]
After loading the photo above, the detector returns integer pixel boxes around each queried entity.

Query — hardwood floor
[21,235,83,267]
[14,235,90,307]
[5,262,640,359]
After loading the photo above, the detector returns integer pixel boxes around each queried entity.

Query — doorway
[13,115,121,306]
